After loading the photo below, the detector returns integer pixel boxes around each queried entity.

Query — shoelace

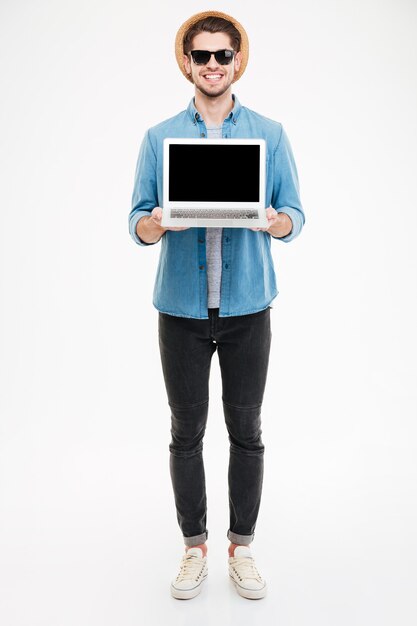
[229,556,263,581]
[176,554,205,582]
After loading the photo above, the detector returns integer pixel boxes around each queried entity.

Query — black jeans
[158,307,271,547]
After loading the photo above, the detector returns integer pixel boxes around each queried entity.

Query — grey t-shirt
[206,126,223,308]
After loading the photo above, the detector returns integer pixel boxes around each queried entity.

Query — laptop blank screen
[169,144,260,202]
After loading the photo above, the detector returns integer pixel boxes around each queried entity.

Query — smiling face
[183,31,242,99]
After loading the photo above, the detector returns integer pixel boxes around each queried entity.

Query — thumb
[151,207,163,221]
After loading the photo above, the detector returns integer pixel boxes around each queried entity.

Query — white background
[1,0,416,624]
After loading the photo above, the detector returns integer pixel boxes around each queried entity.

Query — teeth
[205,74,222,79]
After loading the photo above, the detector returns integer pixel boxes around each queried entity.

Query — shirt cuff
[271,207,304,243]
[129,211,157,246]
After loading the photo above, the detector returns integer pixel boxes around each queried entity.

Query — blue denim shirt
[129,95,305,319]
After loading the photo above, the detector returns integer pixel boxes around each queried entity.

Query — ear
[183,53,191,76]
[234,50,242,72]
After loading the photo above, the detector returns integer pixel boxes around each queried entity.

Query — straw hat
[175,10,249,83]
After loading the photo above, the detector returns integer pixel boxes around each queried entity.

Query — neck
[194,88,234,127]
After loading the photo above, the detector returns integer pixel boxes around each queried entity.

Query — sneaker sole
[229,575,267,600]
[170,573,207,600]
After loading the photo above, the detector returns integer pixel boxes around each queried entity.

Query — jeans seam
[222,399,262,410]
[169,399,209,410]
[169,447,204,459]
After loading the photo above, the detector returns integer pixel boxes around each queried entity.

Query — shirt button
[198,238,204,243]
[199,265,205,270]
[224,264,229,269]
[200,132,205,137]
[225,237,230,242]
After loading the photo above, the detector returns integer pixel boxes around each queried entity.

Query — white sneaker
[228,545,267,599]
[170,547,208,599]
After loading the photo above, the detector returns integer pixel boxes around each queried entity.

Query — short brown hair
[183,17,241,54]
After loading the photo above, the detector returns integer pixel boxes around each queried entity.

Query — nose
[206,52,220,69]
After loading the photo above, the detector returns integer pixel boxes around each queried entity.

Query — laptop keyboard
[171,209,259,219]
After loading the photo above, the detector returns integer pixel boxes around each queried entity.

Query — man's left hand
[250,207,292,238]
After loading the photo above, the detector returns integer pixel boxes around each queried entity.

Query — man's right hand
[150,207,190,232]
[136,207,190,244]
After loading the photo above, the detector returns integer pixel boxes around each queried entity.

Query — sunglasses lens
[215,50,234,65]
[191,50,211,65]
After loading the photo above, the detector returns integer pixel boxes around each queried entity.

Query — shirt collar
[187,94,242,125]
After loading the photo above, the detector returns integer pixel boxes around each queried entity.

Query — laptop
[162,138,267,228]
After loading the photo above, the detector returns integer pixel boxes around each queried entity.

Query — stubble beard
[193,72,234,99]
[197,84,231,98]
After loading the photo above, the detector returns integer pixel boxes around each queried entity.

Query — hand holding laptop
[249,207,281,232]
[136,208,190,244]
[250,208,293,237]
[151,207,190,232]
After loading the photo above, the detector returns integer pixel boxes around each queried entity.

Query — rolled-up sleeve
[128,130,158,246]
[270,126,305,243]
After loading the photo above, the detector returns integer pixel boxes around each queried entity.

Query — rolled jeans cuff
[227,530,254,545]
[183,531,208,547]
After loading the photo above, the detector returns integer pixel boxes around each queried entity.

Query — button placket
[196,117,207,139]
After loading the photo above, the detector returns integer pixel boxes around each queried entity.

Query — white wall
[0,1,416,624]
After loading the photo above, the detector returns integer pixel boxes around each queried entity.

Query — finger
[152,207,163,219]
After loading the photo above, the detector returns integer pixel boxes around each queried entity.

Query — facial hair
[192,67,235,99]
[196,83,232,98]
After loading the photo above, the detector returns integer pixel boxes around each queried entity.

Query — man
[129,11,305,600]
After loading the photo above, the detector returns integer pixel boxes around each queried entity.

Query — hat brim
[175,11,249,84]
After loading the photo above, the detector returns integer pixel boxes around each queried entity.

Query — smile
[203,74,223,81]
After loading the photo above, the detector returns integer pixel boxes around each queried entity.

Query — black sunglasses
[189,49,235,66]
